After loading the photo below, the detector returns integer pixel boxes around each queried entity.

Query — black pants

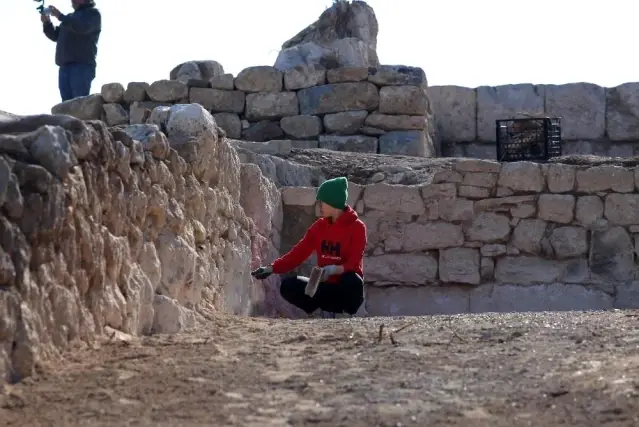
[280,272,364,315]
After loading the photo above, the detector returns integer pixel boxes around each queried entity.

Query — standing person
[252,176,367,316]
[41,1,102,102]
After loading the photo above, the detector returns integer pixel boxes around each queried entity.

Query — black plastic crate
[496,117,562,162]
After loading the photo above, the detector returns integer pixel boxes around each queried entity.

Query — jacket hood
[334,206,359,226]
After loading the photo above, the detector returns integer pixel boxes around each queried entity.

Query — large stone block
[280,115,322,139]
[403,222,464,251]
[378,85,429,115]
[124,82,149,102]
[544,83,606,140]
[476,84,545,142]
[576,165,634,193]
[365,253,438,285]
[495,257,588,284]
[189,88,245,114]
[147,80,188,102]
[283,66,326,90]
[318,135,378,153]
[363,184,425,215]
[497,162,543,192]
[235,66,283,92]
[590,227,635,281]
[101,83,125,103]
[323,111,368,134]
[51,94,103,120]
[368,65,427,86]
[465,212,511,243]
[428,85,476,142]
[364,113,427,131]
[470,284,612,313]
[245,92,299,121]
[604,193,639,225]
[606,83,639,141]
[378,130,434,157]
[297,82,380,115]
[366,286,469,316]
[439,247,480,285]
[213,113,242,139]
[538,194,575,224]
[326,67,369,83]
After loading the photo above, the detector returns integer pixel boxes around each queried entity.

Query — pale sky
[1,0,636,116]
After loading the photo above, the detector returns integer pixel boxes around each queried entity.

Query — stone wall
[51,61,435,158]
[281,158,639,316]
[429,83,639,159]
[0,104,295,382]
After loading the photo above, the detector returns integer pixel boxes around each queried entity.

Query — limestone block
[428,85,476,142]
[378,130,434,157]
[476,84,544,142]
[368,65,427,86]
[512,218,547,253]
[189,88,245,113]
[544,83,606,140]
[284,65,326,90]
[576,166,634,193]
[546,163,576,193]
[453,159,500,174]
[495,256,588,285]
[465,212,511,242]
[297,82,379,115]
[549,226,588,259]
[245,92,299,121]
[210,74,235,90]
[147,80,188,102]
[323,111,368,134]
[470,284,612,313]
[326,67,369,83]
[365,253,438,285]
[318,135,377,153]
[213,113,242,139]
[280,115,323,139]
[604,193,639,225]
[378,85,428,115]
[235,66,283,92]
[606,83,639,140]
[439,247,480,285]
[51,94,103,120]
[403,222,464,251]
[101,83,125,103]
[363,183,424,214]
[590,227,635,281]
[124,82,149,102]
[575,195,604,226]
[538,194,574,224]
[364,113,426,131]
[366,286,469,316]
[497,162,543,192]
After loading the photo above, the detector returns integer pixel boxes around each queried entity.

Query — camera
[33,0,46,14]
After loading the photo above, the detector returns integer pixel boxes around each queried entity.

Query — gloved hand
[251,265,273,280]
[320,265,339,280]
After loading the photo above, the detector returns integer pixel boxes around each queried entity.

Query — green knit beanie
[316,177,348,209]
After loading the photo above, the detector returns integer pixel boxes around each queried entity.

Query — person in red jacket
[251,176,366,315]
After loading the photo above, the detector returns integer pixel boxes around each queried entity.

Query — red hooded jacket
[272,206,366,283]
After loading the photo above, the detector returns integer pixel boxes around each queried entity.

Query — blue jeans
[58,63,96,102]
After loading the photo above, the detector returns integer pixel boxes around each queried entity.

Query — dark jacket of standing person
[43,1,101,67]
[41,1,101,101]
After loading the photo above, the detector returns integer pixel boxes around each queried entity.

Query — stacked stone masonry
[282,158,639,316]
[51,61,435,158]
[429,83,639,159]
[0,104,303,382]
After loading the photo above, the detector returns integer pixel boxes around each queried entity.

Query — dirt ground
[2,310,639,427]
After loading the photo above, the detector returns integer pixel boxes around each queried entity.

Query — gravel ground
[2,310,639,426]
